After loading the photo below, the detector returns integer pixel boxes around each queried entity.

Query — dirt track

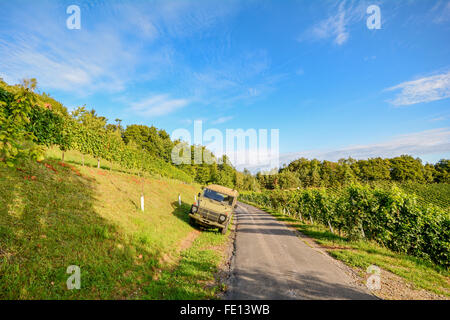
[225,202,377,300]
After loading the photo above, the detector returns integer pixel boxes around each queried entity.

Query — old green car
[189,184,239,234]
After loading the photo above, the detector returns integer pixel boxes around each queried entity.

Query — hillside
[326,182,450,211]
[0,156,231,299]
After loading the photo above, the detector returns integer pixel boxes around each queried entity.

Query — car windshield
[203,189,233,205]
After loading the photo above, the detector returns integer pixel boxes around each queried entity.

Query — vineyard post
[141,171,145,212]
[62,151,65,163]
[328,220,334,234]
[97,159,100,169]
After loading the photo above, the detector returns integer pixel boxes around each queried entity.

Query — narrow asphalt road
[225,202,377,300]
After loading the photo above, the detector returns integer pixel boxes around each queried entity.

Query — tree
[435,159,450,183]
[0,86,43,166]
[278,170,299,189]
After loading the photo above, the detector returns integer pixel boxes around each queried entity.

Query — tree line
[0,78,247,186]
[257,156,449,190]
[1,78,448,192]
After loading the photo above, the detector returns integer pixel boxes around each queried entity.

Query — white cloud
[130,94,189,117]
[212,116,233,124]
[0,0,241,95]
[386,71,450,106]
[299,1,366,46]
[281,128,450,165]
[430,116,446,122]
[0,6,156,94]
[240,128,450,173]
[431,1,450,24]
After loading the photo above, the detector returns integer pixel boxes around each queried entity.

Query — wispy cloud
[0,0,242,95]
[299,0,366,46]
[386,71,450,106]
[280,128,450,165]
[0,3,170,94]
[430,117,446,122]
[130,94,189,117]
[212,116,233,124]
[296,68,305,76]
[239,128,450,173]
[183,49,281,108]
[430,0,450,24]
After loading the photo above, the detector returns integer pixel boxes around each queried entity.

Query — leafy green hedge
[241,185,450,268]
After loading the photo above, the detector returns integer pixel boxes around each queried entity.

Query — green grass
[246,203,450,297]
[0,155,230,299]
[143,218,232,299]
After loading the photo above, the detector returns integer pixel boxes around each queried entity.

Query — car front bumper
[189,213,227,228]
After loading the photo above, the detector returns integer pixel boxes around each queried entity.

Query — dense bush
[241,185,450,268]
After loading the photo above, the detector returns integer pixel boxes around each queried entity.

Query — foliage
[241,185,450,268]
[0,86,43,167]
[271,155,450,189]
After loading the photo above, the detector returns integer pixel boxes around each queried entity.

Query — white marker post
[141,195,144,212]
[178,194,181,206]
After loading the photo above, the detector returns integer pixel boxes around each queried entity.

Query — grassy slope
[242,202,449,298]
[0,154,230,299]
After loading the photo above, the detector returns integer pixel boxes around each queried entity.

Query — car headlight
[191,205,198,213]
[219,214,227,223]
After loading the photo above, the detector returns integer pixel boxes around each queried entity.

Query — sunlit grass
[0,155,229,299]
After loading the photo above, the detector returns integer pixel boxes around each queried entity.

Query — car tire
[189,217,196,226]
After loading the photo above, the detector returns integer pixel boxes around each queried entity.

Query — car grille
[198,208,220,223]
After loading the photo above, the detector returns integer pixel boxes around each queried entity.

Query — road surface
[226,202,377,300]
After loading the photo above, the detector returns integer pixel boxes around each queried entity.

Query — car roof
[205,184,239,197]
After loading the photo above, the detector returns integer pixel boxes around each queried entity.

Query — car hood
[199,198,232,214]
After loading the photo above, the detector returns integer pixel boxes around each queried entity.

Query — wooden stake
[328,220,334,233]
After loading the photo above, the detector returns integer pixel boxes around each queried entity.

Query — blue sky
[1,0,449,170]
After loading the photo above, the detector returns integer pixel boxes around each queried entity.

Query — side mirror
[197,192,201,198]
